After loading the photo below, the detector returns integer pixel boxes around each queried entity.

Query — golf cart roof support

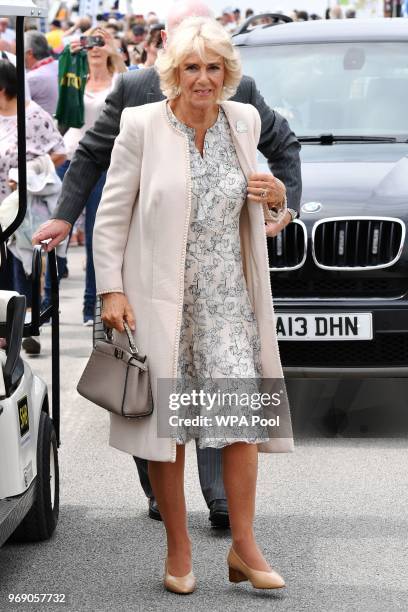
[0,1,43,18]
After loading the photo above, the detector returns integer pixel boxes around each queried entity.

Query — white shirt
[63,75,117,160]
[0,27,15,44]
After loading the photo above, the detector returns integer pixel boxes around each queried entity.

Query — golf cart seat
[0,290,26,399]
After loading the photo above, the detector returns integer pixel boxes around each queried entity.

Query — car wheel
[11,411,59,542]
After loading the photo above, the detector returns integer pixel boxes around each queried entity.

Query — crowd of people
[216,5,358,27]
[0,3,363,54]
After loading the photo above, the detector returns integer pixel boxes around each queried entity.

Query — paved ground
[1,247,408,612]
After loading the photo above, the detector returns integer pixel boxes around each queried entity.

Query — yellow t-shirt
[45,29,64,51]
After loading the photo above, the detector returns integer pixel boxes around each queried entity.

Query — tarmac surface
[1,247,408,612]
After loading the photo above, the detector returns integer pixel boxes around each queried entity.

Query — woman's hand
[69,39,82,54]
[95,28,116,55]
[101,292,136,333]
[265,210,292,237]
[50,153,66,168]
[92,28,128,73]
[247,173,286,209]
[91,28,118,58]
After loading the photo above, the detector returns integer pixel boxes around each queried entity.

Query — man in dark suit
[33,1,301,528]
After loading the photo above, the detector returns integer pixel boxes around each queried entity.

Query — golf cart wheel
[11,412,59,542]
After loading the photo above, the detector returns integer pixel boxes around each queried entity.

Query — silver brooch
[236,120,248,133]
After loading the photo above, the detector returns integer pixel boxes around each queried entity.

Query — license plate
[276,313,373,341]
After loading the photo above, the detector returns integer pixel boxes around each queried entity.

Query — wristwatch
[287,208,300,223]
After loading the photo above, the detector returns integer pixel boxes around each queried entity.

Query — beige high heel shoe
[163,559,196,594]
[227,547,286,589]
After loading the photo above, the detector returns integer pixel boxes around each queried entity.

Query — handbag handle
[105,321,146,362]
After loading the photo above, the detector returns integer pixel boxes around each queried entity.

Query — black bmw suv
[234,18,408,378]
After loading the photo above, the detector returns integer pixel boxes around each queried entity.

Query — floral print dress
[0,100,65,204]
[166,103,269,449]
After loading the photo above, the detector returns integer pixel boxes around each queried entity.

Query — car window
[239,42,408,138]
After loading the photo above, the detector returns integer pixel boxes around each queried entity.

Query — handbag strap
[106,321,146,362]
[123,321,140,356]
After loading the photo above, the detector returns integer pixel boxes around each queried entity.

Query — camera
[79,35,105,49]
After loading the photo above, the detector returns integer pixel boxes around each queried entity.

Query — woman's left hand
[265,210,292,237]
[93,27,118,57]
[247,173,286,209]
[69,39,82,54]
[92,28,127,72]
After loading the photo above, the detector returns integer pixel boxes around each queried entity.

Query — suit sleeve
[51,73,126,226]
[92,108,142,296]
[249,77,302,212]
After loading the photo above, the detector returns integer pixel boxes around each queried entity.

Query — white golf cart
[0,1,60,545]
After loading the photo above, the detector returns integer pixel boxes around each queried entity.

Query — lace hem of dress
[175,435,270,449]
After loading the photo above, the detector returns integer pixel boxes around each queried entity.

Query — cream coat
[93,99,294,462]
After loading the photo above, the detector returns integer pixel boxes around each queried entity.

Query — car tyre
[11,411,59,542]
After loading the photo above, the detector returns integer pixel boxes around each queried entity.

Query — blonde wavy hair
[156,17,242,102]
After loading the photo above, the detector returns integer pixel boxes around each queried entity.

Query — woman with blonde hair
[93,17,293,594]
[57,27,126,325]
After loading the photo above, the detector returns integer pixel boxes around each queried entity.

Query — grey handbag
[77,321,153,418]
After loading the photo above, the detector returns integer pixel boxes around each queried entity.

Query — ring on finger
[260,189,268,199]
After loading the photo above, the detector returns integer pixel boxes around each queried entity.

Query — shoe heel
[229,566,247,583]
